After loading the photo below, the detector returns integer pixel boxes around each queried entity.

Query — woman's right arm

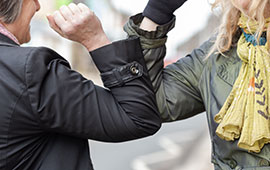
[124,13,210,122]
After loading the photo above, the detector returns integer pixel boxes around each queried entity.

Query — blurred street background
[28,0,219,169]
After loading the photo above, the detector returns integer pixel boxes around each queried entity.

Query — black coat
[0,33,161,170]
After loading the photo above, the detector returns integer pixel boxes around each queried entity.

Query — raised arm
[26,3,161,142]
[124,1,208,122]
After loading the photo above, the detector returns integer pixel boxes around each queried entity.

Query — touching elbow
[149,119,162,135]
[136,113,162,137]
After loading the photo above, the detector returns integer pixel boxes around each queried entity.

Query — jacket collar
[216,47,242,86]
[0,33,20,47]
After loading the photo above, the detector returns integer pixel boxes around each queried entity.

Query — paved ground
[90,113,214,170]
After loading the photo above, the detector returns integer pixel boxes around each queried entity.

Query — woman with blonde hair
[122,0,270,169]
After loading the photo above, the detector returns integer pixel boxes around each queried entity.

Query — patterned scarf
[214,14,270,153]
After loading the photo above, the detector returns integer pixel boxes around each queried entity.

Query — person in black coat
[0,1,161,169]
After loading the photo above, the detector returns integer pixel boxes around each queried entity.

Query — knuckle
[69,3,75,6]
[59,5,67,11]
[75,14,86,23]
[62,25,74,35]
[82,11,93,21]
[72,20,81,28]
[70,16,83,26]
[68,3,76,9]
[53,11,59,17]
[85,9,92,17]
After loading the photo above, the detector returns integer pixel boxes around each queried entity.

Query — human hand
[47,3,111,51]
[143,0,187,25]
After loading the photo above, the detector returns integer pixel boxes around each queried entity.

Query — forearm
[27,39,161,142]
[89,37,162,141]
[124,15,208,122]
[44,3,161,140]
[123,14,176,120]
[124,14,175,90]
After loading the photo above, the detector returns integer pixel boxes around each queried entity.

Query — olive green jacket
[124,14,270,170]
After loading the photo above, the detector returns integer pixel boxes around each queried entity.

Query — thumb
[46,14,63,36]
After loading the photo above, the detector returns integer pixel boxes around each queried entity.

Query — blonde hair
[210,0,270,55]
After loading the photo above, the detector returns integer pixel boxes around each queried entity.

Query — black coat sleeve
[25,38,161,142]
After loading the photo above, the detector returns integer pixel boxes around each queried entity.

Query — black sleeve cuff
[143,3,173,25]
[90,37,146,88]
[100,61,143,88]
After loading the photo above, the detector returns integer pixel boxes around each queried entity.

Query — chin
[20,35,31,44]
[26,37,31,43]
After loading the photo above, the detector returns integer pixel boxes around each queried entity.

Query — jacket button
[130,65,139,75]
[228,160,237,169]
[259,159,270,166]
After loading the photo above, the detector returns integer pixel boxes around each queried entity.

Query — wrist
[140,17,159,31]
[83,33,111,51]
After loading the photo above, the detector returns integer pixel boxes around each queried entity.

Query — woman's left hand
[47,3,111,51]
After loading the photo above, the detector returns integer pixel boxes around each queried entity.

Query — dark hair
[0,0,23,23]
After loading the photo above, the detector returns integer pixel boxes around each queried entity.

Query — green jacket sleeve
[124,13,212,122]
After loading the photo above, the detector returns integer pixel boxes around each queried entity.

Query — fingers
[59,3,89,22]
[53,3,89,32]
[59,5,74,21]
[77,3,90,12]
[47,2,107,50]
[53,10,67,31]
[46,14,54,26]
[78,3,92,17]
[46,14,63,36]
[68,3,81,14]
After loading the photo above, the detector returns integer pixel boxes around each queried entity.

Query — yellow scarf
[214,14,270,153]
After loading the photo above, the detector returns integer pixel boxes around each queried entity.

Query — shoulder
[24,46,69,67]
[22,46,71,86]
[22,46,70,76]
[167,36,216,72]
[0,45,69,68]
[194,36,216,64]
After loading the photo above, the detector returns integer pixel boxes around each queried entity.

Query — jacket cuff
[90,37,145,88]
[123,13,175,49]
[100,61,143,88]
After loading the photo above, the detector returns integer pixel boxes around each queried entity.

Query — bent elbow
[149,119,162,135]
[136,114,162,137]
